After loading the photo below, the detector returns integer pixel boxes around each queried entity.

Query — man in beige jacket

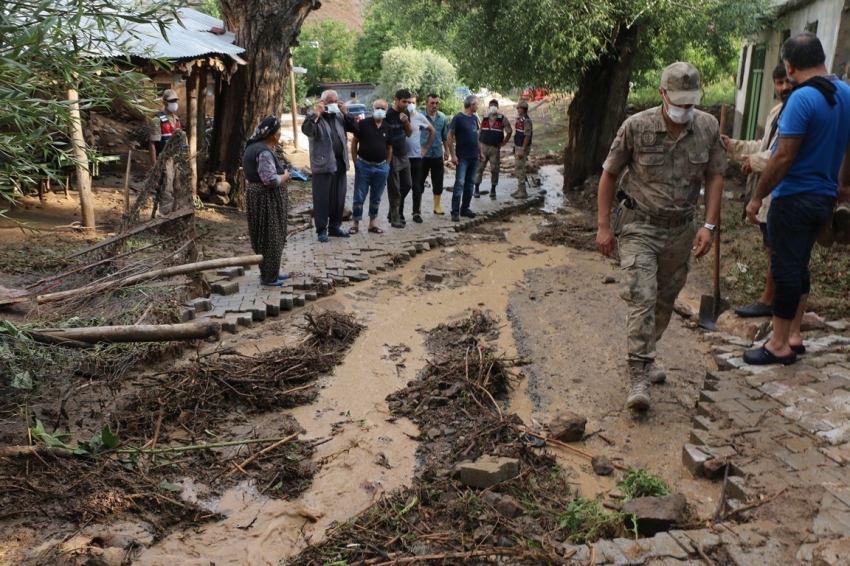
[722,63,793,318]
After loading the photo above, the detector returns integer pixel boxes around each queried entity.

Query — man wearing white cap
[595,62,726,411]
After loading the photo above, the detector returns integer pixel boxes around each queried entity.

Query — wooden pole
[290,69,299,151]
[34,321,222,344]
[197,68,208,182]
[37,254,262,304]
[713,104,727,319]
[123,149,132,215]
[188,68,200,196]
[67,87,95,230]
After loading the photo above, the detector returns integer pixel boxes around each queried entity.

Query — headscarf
[246,115,281,146]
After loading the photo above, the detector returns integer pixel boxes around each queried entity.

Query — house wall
[733,0,846,139]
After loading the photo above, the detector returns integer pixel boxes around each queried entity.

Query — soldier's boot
[646,362,667,384]
[433,194,444,215]
[511,182,528,199]
[626,361,651,411]
[474,183,481,198]
[489,184,497,199]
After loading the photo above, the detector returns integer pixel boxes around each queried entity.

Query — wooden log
[0,445,76,459]
[37,254,262,304]
[27,331,94,350]
[34,321,221,344]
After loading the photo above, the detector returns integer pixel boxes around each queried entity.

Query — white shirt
[405,112,431,158]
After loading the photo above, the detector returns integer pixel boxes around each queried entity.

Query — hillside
[304,0,368,32]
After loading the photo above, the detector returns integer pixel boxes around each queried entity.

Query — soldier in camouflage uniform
[596,62,726,411]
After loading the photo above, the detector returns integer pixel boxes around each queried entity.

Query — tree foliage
[376,46,457,104]
[293,20,360,96]
[0,0,181,207]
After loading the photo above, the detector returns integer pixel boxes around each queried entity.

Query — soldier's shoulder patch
[611,139,621,149]
[616,126,625,138]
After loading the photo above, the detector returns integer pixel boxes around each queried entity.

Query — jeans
[352,159,389,220]
[767,193,835,320]
[451,157,477,216]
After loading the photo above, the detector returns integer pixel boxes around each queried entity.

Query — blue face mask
[373,109,387,120]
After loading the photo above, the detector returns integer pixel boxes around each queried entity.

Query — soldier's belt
[631,210,693,228]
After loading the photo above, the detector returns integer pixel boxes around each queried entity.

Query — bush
[376,46,459,105]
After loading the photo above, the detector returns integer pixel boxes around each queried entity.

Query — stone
[622,493,688,536]
[716,311,771,342]
[494,494,524,518]
[179,307,195,322]
[458,456,521,489]
[602,274,617,284]
[280,295,294,311]
[812,536,850,566]
[674,298,697,318]
[210,281,239,296]
[826,320,849,332]
[186,297,212,312]
[425,272,444,283]
[548,411,587,442]
[802,312,827,331]
[703,458,729,480]
[682,444,711,477]
[591,455,615,476]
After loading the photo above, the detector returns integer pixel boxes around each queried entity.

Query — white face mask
[489,106,498,114]
[373,109,386,120]
[664,100,693,124]
[407,103,416,114]
[325,102,340,114]
[166,102,178,113]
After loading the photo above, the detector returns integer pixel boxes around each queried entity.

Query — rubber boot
[474,183,481,198]
[626,361,651,410]
[490,184,497,199]
[646,362,666,384]
[433,194,444,215]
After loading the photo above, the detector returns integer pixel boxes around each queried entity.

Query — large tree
[213,0,319,182]
[365,0,771,192]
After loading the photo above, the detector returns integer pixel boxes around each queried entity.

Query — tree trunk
[562,23,641,193]
[214,0,318,183]
[67,88,95,229]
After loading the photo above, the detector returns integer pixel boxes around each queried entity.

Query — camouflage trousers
[476,143,501,186]
[618,220,696,363]
[514,146,529,188]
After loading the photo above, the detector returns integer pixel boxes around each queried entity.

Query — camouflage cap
[161,89,179,102]
[661,62,701,105]
[517,100,529,109]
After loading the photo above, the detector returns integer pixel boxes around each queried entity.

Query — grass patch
[558,495,625,544]
[617,465,671,500]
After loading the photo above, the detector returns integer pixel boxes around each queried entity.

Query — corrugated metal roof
[89,7,244,61]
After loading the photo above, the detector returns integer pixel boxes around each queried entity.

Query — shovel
[699,104,731,330]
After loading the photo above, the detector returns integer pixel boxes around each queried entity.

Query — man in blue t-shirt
[447,95,484,221]
[743,32,850,366]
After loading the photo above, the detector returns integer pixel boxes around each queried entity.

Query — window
[737,45,749,89]
[805,21,818,34]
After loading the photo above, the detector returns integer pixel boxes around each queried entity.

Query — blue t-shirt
[423,111,448,158]
[449,112,479,160]
[773,77,850,198]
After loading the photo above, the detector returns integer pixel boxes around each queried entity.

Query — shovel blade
[699,295,718,330]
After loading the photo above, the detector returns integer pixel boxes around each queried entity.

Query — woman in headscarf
[242,115,292,286]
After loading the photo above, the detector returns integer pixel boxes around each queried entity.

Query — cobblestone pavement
[186,176,850,564]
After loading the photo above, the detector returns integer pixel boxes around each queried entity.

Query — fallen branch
[118,436,300,456]
[37,254,262,304]
[0,445,76,459]
[33,321,221,344]
[26,330,94,350]
[225,431,300,478]
[723,486,789,520]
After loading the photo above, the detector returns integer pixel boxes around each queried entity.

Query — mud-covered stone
[549,411,587,442]
[458,456,520,488]
[812,536,850,566]
[591,455,615,476]
[494,494,524,518]
[622,493,687,536]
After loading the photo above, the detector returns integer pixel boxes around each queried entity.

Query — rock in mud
[549,411,587,442]
[591,455,615,476]
[602,274,617,284]
[458,456,520,488]
[812,536,850,566]
[425,272,444,283]
[716,311,770,342]
[802,312,826,331]
[494,494,524,518]
[703,457,728,480]
[622,493,687,536]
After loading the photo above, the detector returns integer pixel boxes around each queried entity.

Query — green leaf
[30,419,72,449]
[101,424,120,448]
[159,481,183,493]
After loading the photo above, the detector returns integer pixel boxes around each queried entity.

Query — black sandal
[368,226,384,234]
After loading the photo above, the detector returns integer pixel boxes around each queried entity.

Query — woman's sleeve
[258,151,281,187]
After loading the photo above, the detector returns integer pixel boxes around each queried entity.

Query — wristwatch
[703,223,717,235]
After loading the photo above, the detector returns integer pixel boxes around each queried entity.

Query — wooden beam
[34,321,222,344]
[188,67,200,196]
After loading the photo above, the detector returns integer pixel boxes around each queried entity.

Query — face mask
[167,102,178,113]
[325,103,340,114]
[407,103,416,114]
[373,109,386,120]
[664,100,693,124]
[489,106,498,114]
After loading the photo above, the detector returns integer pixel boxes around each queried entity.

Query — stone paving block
[179,307,195,322]
[343,270,369,282]
[682,444,711,477]
[594,539,642,565]
[813,507,850,538]
[236,314,252,327]
[822,443,850,465]
[210,281,240,296]
[818,421,850,445]
[725,475,752,502]
[613,538,654,564]
[221,317,239,334]
[294,294,306,307]
[734,397,778,413]
[186,297,212,312]
[645,532,691,560]
[691,415,714,431]
[264,301,280,317]
[305,292,318,302]
[248,306,266,321]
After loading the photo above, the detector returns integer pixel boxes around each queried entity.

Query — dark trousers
[422,156,445,195]
[400,158,423,216]
[312,159,347,234]
[767,193,835,320]
[387,155,411,223]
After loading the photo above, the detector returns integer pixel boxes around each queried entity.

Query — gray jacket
[301,112,356,174]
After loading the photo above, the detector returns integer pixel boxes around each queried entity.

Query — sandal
[742,344,797,366]
[349,226,360,234]
[368,226,384,234]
